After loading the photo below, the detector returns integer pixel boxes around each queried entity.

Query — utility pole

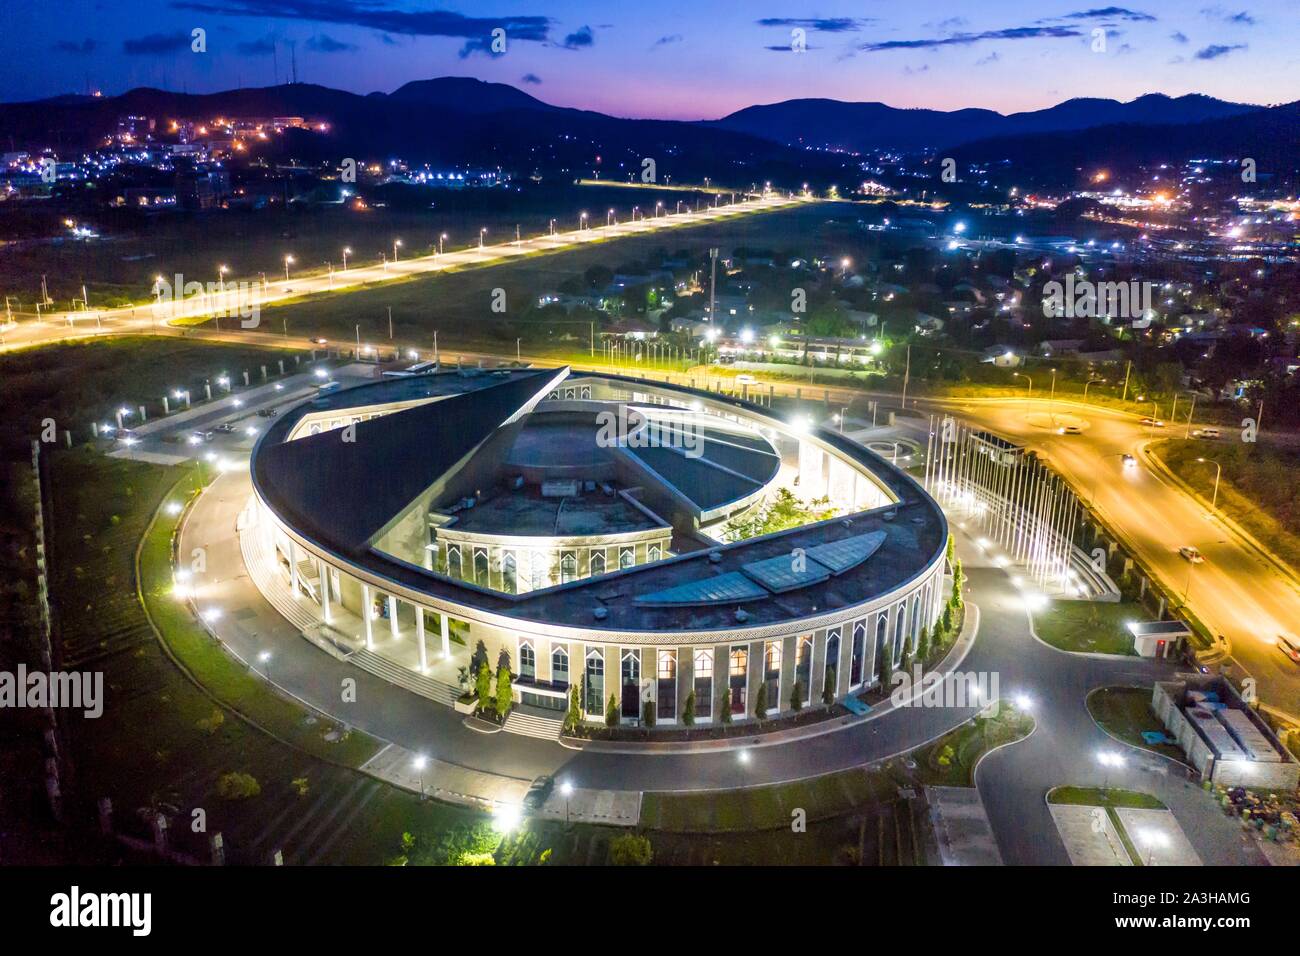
[707,248,718,328]
[387,306,393,339]
[1120,360,1132,403]
[901,344,911,409]
[433,330,439,367]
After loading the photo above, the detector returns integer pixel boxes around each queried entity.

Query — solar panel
[805,530,888,575]
[634,572,769,606]
[740,554,832,593]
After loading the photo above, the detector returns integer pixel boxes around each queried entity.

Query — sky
[2,1,1297,119]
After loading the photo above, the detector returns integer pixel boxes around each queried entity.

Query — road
[0,193,800,353]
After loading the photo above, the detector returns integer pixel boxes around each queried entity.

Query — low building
[1152,675,1300,790]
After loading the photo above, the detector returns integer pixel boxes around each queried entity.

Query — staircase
[503,708,565,740]
[239,517,321,633]
[348,648,460,705]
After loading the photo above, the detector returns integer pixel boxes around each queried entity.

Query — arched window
[728,645,748,715]
[551,644,569,687]
[647,543,662,562]
[560,551,577,583]
[825,629,841,695]
[590,550,606,577]
[447,545,462,580]
[693,649,713,720]
[519,641,535,680]
[473,548,489,586]
[502,553,517,595]
[911,593,923,644]
[851,621,866,687]
[619,546,634,570]
[531,553,547,591]
[621,650,640,719]
[795,636,814,707]
[875,615,888,673]
[584,648,604,713]
[894,603,907,662]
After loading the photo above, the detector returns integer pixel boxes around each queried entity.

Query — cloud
[652,33,682,47]
[170,1,551,43]
[520,72,542,84]
[458,36,504,58]
[1046,7,1156,22]
[861,25,1083,52]
[1170,30,1189,43]
[1201,6,1256,25]
[765,44,820,52]
[306,33,355,52]
[976,51,1001,65]
[236,36,276,55]
[756,17,872,32]
[53,38,97,54]
[123,31,192,55]
[903,63,931,74]
[1195,42,1247,58]
[925,17,969,31]
[561,25,594,49]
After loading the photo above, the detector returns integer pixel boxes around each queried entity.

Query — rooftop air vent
[734,608,749,623]
[708,550,723,563]
[593,607,608,621]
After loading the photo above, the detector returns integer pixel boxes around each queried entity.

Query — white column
[387,595,399,639]
[319,557,332,624]
[361,584,375,650]
[289,540,300,598]
[439,613,450,658]
[416,608,428,671]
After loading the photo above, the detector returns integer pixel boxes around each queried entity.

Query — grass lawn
[1152,438,1300,577]
[248,202,837,355]
[1048,786,1167,810]
[0,336,306,457]
[1087,686,1189,763]
[914,699,1036,787]
[1033,598,1143,656]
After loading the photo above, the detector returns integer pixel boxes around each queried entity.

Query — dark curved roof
[254,369,562,556]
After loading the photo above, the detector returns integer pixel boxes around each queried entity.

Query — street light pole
[1196,457,1222,511]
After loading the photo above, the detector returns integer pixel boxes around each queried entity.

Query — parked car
[213,423,236,434]
[1139,417,1165,428]
[1191,426,1221,439]
[311,337,328,345]
[1122,453,1137,468]
[1057,424,1082,435]
[188,430,215,445]
[257,408,278,418]
[522,775,555,813]
[1178,545,1204,564]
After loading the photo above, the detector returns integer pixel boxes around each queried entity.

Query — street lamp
[413,755,428,800]
[560,780,573,824]
[1083,377,1106,402]
[283,255,294,282]
[478,227,486,249]
[1195,457,1222,511]
[579,211,588,232]
[393,239,402,261]
[607,208,615,226]
[439,233,447,255]
[217,264,228,292]
[1096,750,1125,791]
[1011,371,1033,397]
[342,247,351,271]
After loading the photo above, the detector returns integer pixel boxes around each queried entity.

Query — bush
[605,694,620,727]
[495,666,513,718]
[822,668,836,706]
[195,709,225,735]
[564,684,582,734]
[682,689,696,726]
[790,679,804,712]
[719,687,734,725]
[878,642,894,691]
[917,625,931,662]
[216,771,261,800]
[476,661,492,712]
[642,698,656,727]
[609,833,654,866]
[752,682,768,721]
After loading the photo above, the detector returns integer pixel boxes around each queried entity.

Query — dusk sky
[4,0,1297,118]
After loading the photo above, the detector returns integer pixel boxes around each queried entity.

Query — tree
[790,679,804,712]
[609,833,653,866]
[475,661,492,711]
[941,601,954,635]
[946,534,956,567]
[642,698,656,727]
[752,682,768,722]
[216,772,261,800]
[878,642,894,691]
[917,625,931,663]
[564,684,582,734]
[719,685,734,725]
[682,689,696,726]
[952,558,965,606]
[495,665,513,718]
[822,667,836,706]
[605,693,620,728]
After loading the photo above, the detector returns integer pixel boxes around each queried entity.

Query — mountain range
[1,78,1294,185]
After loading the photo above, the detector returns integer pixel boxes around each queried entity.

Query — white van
[1192,426,1221,439]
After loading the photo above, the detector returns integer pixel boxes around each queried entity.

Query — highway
[0,193,800,353]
